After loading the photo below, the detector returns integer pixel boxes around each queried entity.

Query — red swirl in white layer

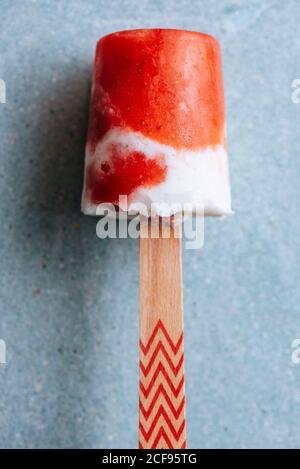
[82,129,231,217]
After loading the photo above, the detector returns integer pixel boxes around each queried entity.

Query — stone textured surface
[1,0,300,449]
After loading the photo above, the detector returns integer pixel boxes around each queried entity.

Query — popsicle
[82,29,230,217]
[82,29,231,449]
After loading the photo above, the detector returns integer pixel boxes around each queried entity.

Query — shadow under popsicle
[11,61,138,448]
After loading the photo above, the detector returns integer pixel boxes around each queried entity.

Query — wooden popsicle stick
[139,218,186,449]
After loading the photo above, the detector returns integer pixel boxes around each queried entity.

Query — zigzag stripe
[152,427,173,449]
[140,362,185,399]
[139,408,186,443]
[139,422,186,449]
[139,427,173,449]
[139,436,187,450]
[140,341,184,377]
[151,426,186,449]
[139,428,173,449]
[140,384,185,420]
[139,320,186,449]
[140,319,183,355]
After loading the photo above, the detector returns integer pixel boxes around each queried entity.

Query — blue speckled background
[1,0,300,449]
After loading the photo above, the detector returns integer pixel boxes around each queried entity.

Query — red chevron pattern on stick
[139,320,186,449]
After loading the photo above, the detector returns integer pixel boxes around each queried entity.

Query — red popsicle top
[87,28,225,154]
[85,29,227,206]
